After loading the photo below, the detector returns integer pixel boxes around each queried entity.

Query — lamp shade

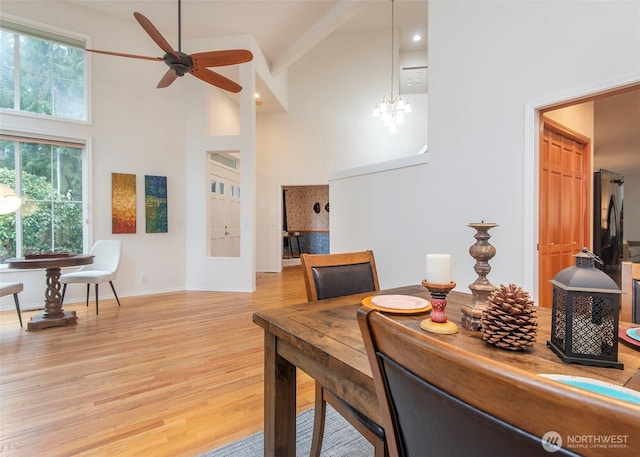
[0,183,22,215]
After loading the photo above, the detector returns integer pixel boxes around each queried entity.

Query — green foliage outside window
[0,30,14,109]
[0,20,86,262]
[0,26,86,120]
[0,140,83,263]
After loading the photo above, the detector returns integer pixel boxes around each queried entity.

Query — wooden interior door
[538,116,591,307]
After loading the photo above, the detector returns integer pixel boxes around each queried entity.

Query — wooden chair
[300,250,386,457]
[0,282,24,327]
[358,307,640,457]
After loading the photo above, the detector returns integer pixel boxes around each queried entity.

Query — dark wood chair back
[358,307,640,457]
[301,250,387,457]
[301,250,379,302]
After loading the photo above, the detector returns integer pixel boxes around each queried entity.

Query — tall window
[0,19,87,120]
[0,136,85,263]
[0,19,88,263]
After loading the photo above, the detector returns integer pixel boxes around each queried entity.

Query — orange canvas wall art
[112,173,136,234]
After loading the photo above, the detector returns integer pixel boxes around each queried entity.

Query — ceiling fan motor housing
[87,3,252,91]
[165,52,193,76]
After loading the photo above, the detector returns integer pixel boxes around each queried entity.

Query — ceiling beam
[270,0,364,76]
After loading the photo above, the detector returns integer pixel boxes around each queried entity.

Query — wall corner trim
[328,152,430,182]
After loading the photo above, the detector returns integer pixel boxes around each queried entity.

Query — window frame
[0,15,92,264]
[0,133,91,262]
[0,14,91,124]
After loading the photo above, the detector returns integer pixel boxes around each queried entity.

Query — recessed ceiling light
[254,92,260,98]
[413,34,422,42]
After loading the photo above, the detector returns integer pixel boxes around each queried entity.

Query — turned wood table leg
[6,254,93,331]
[43,267,64,318]
[27,267,77,331]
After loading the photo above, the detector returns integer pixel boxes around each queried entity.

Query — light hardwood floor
[0,266,315,457]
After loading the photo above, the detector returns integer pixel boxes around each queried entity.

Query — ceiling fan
[86,0,253,93]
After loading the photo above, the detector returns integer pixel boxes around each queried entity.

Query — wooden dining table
[253,285,640,457]
[7,254,94,331]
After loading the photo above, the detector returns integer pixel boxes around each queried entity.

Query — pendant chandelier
[372,0,411,133]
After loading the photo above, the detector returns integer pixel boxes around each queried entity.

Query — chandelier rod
[390,0,394,97]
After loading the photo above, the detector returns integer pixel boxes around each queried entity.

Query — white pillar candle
[426,254,451,284]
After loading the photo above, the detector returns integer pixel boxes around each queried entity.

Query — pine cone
[481,284,538,351]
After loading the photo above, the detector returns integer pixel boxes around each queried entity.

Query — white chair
[0,282,24,327]
[60,240,122,315]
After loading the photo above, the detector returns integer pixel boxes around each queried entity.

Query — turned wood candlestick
[463,222,498,331]
[420,280,458,334]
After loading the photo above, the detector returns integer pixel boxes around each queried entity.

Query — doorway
[281,185,330,266]
[534,83,640,305]
[208,152,241,257]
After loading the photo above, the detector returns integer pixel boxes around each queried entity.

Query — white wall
[545,103,595,144]
[331,0,640,302]
[330,156,431,289]
[256,27,428,272]
[2,1,429,307]
[5,1,636,311]
[0,1,188,308]
[184,60,257,292]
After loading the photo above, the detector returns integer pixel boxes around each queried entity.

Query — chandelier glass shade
[372,0,411,133]
[372,94,412,134]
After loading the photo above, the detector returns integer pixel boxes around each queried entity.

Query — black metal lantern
[547,249,623,369]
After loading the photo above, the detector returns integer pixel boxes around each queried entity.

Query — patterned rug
[198,405,372,457]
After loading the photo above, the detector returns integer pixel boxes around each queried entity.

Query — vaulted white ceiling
[69,0,428,75]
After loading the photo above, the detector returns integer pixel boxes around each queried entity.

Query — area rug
[198,405,372,457]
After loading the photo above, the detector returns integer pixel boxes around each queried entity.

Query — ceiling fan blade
[86,49,162,62]
[134,12,178,58]
[190,50,254,68]
[190,67,242,93]
[157,69,178,89]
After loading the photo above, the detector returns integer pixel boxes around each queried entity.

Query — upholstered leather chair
[300,250,386,457]
[358,308,639,457]
[0,282,24,327]
[60,240,122,315]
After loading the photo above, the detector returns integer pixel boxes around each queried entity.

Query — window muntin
[0,137,85,263]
